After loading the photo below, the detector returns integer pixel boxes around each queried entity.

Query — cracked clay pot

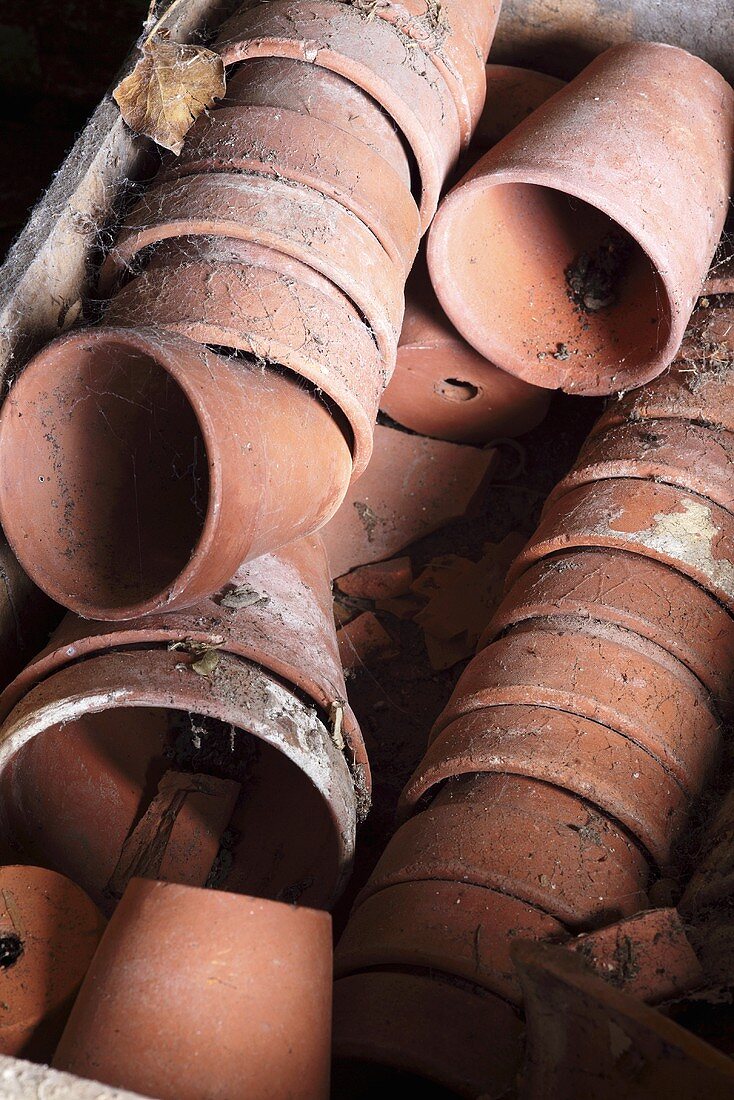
[428,42,734,395]
[215,0,462,227]
[400,703,689,870]
[0,866,105,1061]
[53,880,332,1100]
[221,57,412,185]
[434,619,720,797]
[380,252,551,443]
[100,172,404,363]
[159,105,420,274]
[486,550,734,715]
[355,773,650,930]
[106,238,383,476]
[0,326,352,619]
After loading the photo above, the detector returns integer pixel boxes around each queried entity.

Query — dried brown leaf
[113,29,225,154]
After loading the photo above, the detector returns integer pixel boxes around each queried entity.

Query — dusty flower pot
[335,878,565,1004]
[215,0,462,227]
[434,620,720,796]
[106,238,383,476]
[159,105,420,273]
[101,173,403,362]
[508,478,734,614]
[53,879,332,1100]
[0,866,105,1061]
[332,971,524,1098]
[0,326,352,619]
[470,64,565,153]
[400,704,688,869]
[428,42,734,395]
[222,57,412,185]
[0,645,356,912]
[380,254,551,443]
[358,773,650,929]
[486,550,734,714]
[545,419,734,516]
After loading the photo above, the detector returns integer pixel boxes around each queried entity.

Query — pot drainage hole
[0,934,23,970]
[436,378,480,402]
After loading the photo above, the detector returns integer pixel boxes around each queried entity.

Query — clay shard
[113,30,226,154]
[337,612,399,671]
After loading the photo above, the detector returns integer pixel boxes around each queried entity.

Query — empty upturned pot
[0,866,105,1061]
[0,537,360,911]
[380,253,551,443]
[0,326,352,619]
[53,879,332,1100]
[428,42,734,395]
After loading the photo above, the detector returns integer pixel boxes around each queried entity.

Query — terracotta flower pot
[222,57,412,186]
[486,550,734,714]
[0,866,105,1061]
[508,478,734,614]
[428,42,734,395]
[335,878,565,1004]
[434,620,720,796]
[0,326,352,619]
[158,105,420,273]
[357,774,650,928]
[0,539,59,695]
[332,971,524,1098]
[380,253,551,443]
[400,704,688,868]
[214,0,462,227]
[53,879,332,1100]
[546,419,734,516]
[106,238,383,476]
[470,64,565,153]
[100,173,403,362]
[0,646,355,912]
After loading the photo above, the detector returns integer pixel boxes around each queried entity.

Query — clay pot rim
[0,326,236,622]
[428,165,676,396]
[157,103,420,273]
[398,705,683,869]
[216,2,460,229]
[0,647,356,903]
[101,173,400,363]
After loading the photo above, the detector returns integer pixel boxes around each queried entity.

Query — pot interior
[444,181,672,385]
[1,706,341,912]
[3,340,209,612]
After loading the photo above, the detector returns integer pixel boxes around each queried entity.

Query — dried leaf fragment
[190,649,220,678]
[113,29,225,154]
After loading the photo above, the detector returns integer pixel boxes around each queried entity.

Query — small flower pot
[380,253,551,443]
[509,477,734,614]
[487,550,734,715]
[215,0,462,227]
[470,64,565,153]
[0,326,352,619]
[335,877,565,1003]
[0,646,355,912]
[0,866,105,1061]
[106,238,383,477]
[332,971,524,1098]
[428,42,734,394]
[53,879,332,1100]
[546,418,734,517]
[400,703,688,869]
[159,105,420,274]
[222,57,412,185]
[101,173,404,363]
[356,773,649,928]
[434,619,720,797]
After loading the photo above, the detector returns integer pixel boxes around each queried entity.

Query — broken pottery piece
[337,612,399,672]
[0,866,105,1061]
[321,424,496,577]
[53,880,332,1100]
[336,557,413,602]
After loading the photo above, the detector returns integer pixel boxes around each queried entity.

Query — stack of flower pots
[333,308,734,1091]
